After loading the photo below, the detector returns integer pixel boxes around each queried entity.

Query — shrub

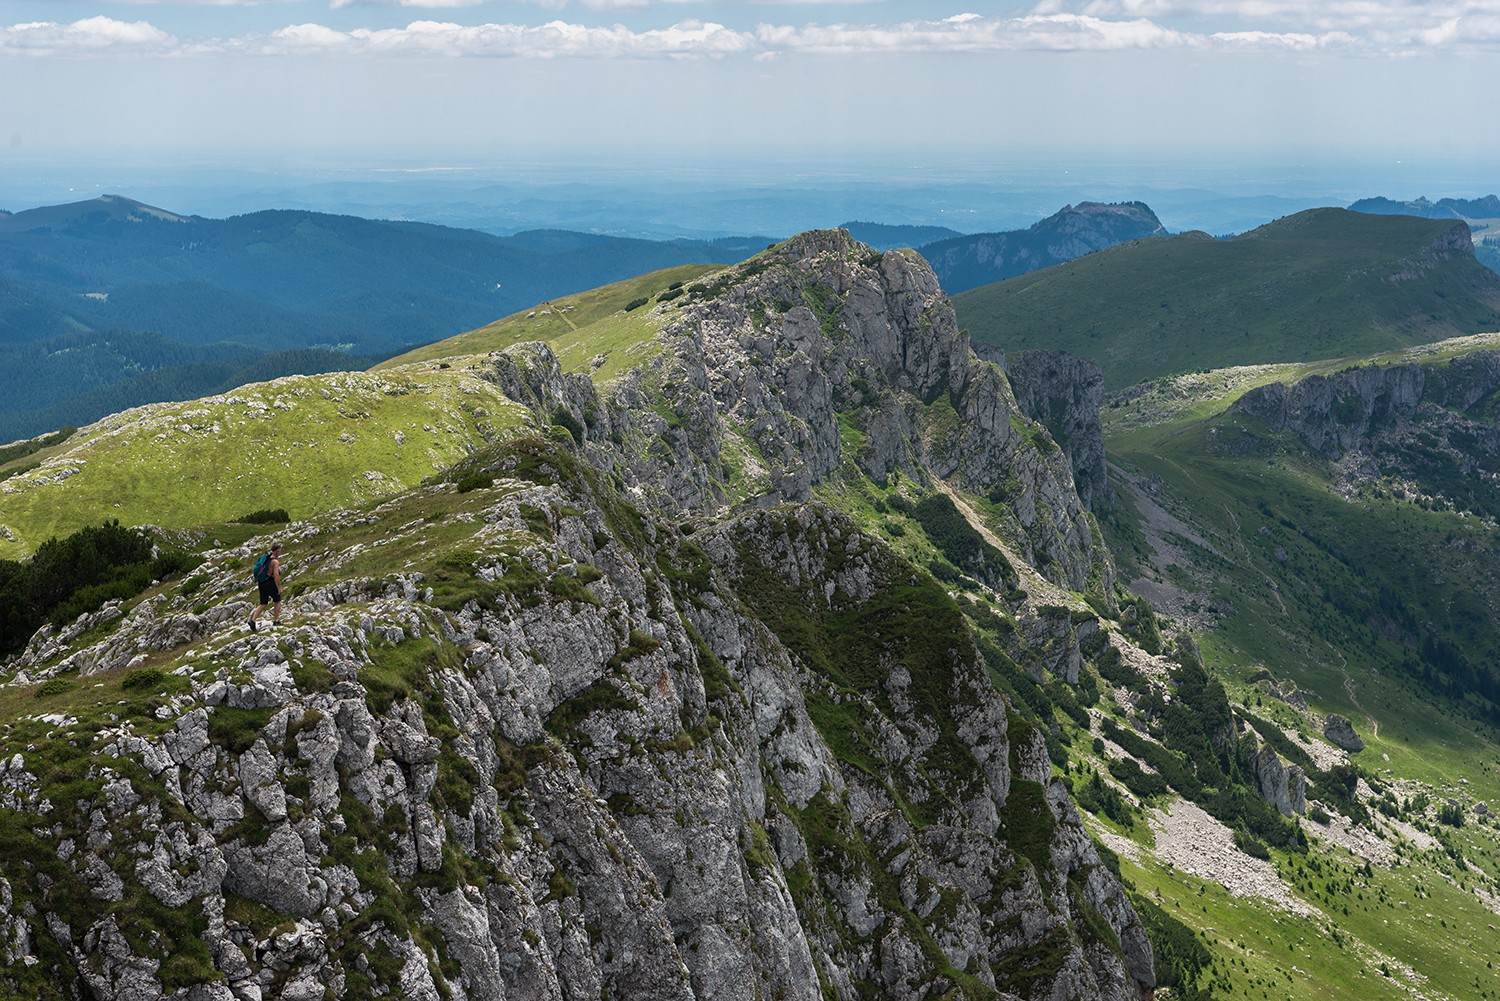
[550,406,584,446]
[912,492,1013,585]
[0,426,74,467]
[928,559,960,583]
[180,573,212,598]
[33,677,73,698]
[1233,825,1271,859]
[1438,802,1465,827]
[237,508,291,525]
[209,707,276,754]
[625,297,650,312]
[1076,769,1136,827]
[150,548,196,581]
[456,473,494,493]
[122,667,168,692]
[1108,757,1170,800]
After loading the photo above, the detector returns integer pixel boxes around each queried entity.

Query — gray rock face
[476,230,1111,594]
[1248,743,1307,818]
[1323,713,1366,751]
[1232,363,1425,455]
[1003,349,1112,509]
[0,453,1151,1001]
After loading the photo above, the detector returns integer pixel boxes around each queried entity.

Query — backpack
[252,553,273,583]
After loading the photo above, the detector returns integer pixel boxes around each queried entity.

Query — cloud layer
[3,5,1499,57]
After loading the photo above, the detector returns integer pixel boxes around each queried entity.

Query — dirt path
[936,483,1082,608]
[1224,505,1289,616]
[1327,640,1379,739]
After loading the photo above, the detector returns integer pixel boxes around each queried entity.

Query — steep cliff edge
[997,350,1110,511]
[0,437,1153,1001]
[1229,351,1500,515]
[0,231,1158,1001]
[479,229,1111,596]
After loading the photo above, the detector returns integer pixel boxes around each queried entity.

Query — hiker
[249,543,283,632]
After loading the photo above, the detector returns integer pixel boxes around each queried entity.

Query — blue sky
[2,0,1498,223]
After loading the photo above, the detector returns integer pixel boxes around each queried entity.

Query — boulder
[1324,714,1366,751]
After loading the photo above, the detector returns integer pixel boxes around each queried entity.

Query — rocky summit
[0,231,1176,1001]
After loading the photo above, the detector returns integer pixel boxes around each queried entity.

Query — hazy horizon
[3,146,1497,241]
[5,0,1500,240]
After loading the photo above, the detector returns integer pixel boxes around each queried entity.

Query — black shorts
[257,579,281,604]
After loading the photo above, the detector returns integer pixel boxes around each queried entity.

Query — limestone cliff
[487,230,1111,594]
[1000,350,1111,511]
[0,439,1153,1001]
[0,231,1154,1001]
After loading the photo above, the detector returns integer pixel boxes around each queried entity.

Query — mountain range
[2,207,1500,1001]
[0,196,1177,441]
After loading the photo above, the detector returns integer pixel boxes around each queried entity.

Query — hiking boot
[248,618,257,633]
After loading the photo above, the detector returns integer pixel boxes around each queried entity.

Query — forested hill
[0,195,774,438]
[0,195,773,354]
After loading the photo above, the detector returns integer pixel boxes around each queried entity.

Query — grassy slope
[377,263,720,381]
[0,261,720,559]
[0,365,534,559]
[1083,336,1500,1001]
[954,208,1500,390]
[9,244,1500,998]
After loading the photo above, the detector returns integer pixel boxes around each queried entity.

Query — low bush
[122,667,168,692]
[236,509,290,525]
[456,473,494,493]
[33,677,73,698]
[1233,825,1271,859]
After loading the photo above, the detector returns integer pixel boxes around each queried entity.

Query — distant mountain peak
[1349,194,1500,221]
[0,193,189,234]
[918,200,1167,294]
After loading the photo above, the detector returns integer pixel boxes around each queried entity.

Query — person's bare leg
[272,600,282,626]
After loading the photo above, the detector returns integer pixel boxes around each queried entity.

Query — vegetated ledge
[0,229,1215,1001]
[0,430,1155,1001]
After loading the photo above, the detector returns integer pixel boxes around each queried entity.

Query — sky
[1,0,1499,230]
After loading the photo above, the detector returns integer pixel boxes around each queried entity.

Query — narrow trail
[1224,505,1289,616]
[1327,639,1379,739]
[935,483,1077,608]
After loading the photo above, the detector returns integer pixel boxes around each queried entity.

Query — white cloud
[216,17,757,56]
[330,0,492,10]
[9,5,1500,58]
[1050,0,1500,43]
[0,15,174,53]
[754,12,1195,51]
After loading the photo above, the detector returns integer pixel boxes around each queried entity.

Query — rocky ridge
[0,442,1154,1001]
[0,232,1160,1001]
[485,230,1112,596]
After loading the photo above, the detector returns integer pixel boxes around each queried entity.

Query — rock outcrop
[482,230,1112,594]
[1247,743,1307,818]
[1323,714,1366,752]
[1002,349,1112,509]
[1231,363,1425,455]
[0,442,1154,1001]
